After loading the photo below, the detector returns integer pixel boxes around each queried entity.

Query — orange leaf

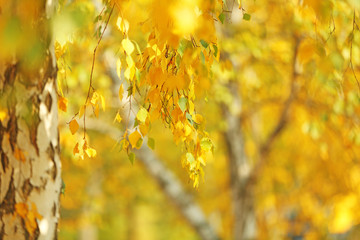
[58,97,68,112]
[69,119,79,135]
[73,142,79,155]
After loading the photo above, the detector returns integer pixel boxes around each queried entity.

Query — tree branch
[84,119,220,240]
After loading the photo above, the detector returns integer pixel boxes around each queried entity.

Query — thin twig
[349,10,360,92]
[245,36,301,190]
[83,4,115,139]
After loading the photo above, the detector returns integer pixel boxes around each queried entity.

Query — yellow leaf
[122,38,134,55]
[85,147,97,158]
[116,16,129,33]
[91,92,99,105]
[136,107,148,123]
[139,124,148,136]
[94,104,99,117]
[58,97,68,112]
[114,112,122,123]
[129,130,142,149]
[119,84,124,101]
[69,119,79,135]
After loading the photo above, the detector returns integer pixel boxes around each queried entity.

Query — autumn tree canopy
[1,0,360,239]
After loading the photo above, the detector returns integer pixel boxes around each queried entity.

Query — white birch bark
[0,0,61,239]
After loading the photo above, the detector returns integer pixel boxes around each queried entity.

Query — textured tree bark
[220,1,257,239]
[0,0,61,239]
[221,83,256,240]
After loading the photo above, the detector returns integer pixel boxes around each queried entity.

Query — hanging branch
[83,4,115,139]
[349,10,360,92]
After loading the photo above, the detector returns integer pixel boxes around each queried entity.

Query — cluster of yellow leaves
[73,139,97,159]
[66,91,105,160]
[15,202,42,236]
[111,0,223,187]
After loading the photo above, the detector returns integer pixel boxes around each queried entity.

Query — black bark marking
[29,119,40,156]
[1,152,9,172]
[0,124,5,149]
[46,143,57,180]
[7,109,17,151]
[28,96,41,156]
[22,179,33,199]
[45,92,52,112]
[54,222,58,240]
[0,219,4,240]
[0,171,15,214]
[4,63,18,87]
[52,202,56,216]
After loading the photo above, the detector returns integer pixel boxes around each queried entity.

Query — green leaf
[186,112,193,124]
[128,152,135,165]
[213,44,218,57]
[178,97,187,112]
[61,179,66,195]
[127,84,133,96]
[200,51,205,65]
[147,137,155,150]
[178,39,191,57]
[200,39,208,48]
[136,68,141,83]
[136,138,143,148]
[136,107,148,123]
[243,13,251,21]
[218,13,225,24]
[200,137,212,151]
[175,55,181,68]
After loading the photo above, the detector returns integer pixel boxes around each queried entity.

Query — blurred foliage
[20,0,360,239]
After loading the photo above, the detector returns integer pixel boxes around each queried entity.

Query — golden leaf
[91,92,99,105]
[114,112,122,123]
[73,142,79,155]
[69,119,79,135]
[116,16,129,33]
[58,96,68,112]
[129,130,142,149]
[122,38,134,55]
[85,147,97,158]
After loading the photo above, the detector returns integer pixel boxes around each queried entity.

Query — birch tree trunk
[0,0,61,239]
